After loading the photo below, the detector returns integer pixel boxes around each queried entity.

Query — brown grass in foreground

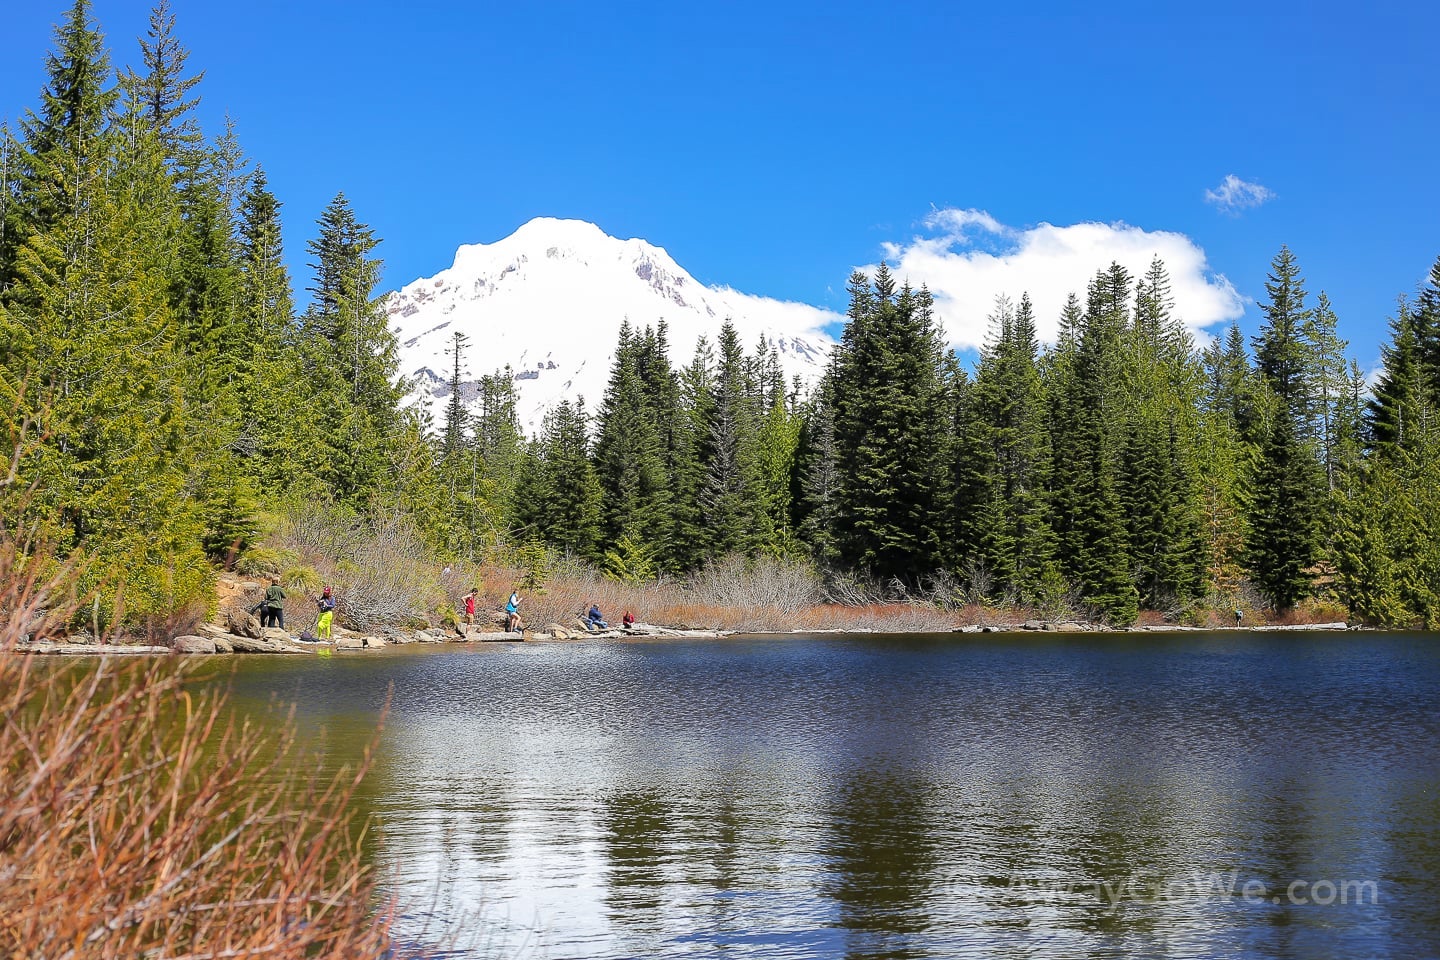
[0,541,404,959]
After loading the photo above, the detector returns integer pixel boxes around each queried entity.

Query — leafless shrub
[272,499,357,566]
[823,571,884,606]
[686,553,824,614]
[917,569,968,609]
[959,558,994,604]
[266,502,442,630]
[336,508,444,629]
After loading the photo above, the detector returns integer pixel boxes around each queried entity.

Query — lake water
[218,632,1440,959]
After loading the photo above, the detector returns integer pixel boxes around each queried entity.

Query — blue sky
[4,0,1438,368]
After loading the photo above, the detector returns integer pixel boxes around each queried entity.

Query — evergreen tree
[829,266,949,582]
[441,331,470,460]
[1246,246,1324,608]
[2,0,118,288]
[594,322,670,550]
[515,397,603,560]
[667,337,715,566]
[1201,322,1261,438]
[1117,257,1206,610]
[965,294,1054,600]
[1410,255,1440,399]
[753,375,802,554]
[1332,434,1440,627]
[299,193,406,503]
[1045,264,1138,623]
[1369,299,1432,455]
[699,321,769,557]
[472,366,525,525]
[0,38,211,618]
[794,371,841,566]
[1253,245,1312,415]
[233,167,303,490]
[125,0,203,166]
[633,321,686,569]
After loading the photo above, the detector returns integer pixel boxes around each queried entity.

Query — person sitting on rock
[622,610,635,630]
[586,603,608,631]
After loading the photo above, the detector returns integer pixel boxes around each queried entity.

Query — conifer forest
[5,1,1440,630]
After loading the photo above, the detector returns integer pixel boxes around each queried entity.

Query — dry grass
[447,552,999,633]
[0,536,404,958]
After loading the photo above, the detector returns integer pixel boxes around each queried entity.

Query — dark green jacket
[264,584,286,609]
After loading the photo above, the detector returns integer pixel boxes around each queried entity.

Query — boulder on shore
[171,635,216,654]
[229,635,278,653]
[225,608,263,639]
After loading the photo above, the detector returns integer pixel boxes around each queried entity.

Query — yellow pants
[317,610,333,640]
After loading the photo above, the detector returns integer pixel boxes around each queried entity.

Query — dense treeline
[4,1,1440,630]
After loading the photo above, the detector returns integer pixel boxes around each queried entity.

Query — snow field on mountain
[386,218,838,432]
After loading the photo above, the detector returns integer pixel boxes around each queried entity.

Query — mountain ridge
[384,218,839,432]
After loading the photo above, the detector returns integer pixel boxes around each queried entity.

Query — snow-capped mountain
[385,218,839,433]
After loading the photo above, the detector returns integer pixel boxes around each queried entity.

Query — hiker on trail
[262,577,286,629]
[586,603,608,631]
[316,586,336,641]
[622,610,635,630]
[459,588,478,637]
[505,589,523,633]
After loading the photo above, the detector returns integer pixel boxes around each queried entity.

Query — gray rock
[172,635,216,654]
[226,608,263,639]
[363,636,387,648]
[212,635,234,653]
[229,636,277,653]
[334,637,364,649]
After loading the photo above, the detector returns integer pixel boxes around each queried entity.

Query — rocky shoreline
[10,616,1356,656]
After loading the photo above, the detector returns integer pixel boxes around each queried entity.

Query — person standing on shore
[262,577,286,629]
[505,589,523,633]
[316,586,336,641]
[460,588,478,637]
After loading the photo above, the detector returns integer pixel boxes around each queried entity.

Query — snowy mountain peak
[386,219,838,432]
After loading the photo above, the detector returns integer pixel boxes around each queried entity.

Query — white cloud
[1204,174,1275,213]
[869,209,1246,352]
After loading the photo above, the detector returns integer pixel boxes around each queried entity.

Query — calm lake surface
[215,632,1440,959]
